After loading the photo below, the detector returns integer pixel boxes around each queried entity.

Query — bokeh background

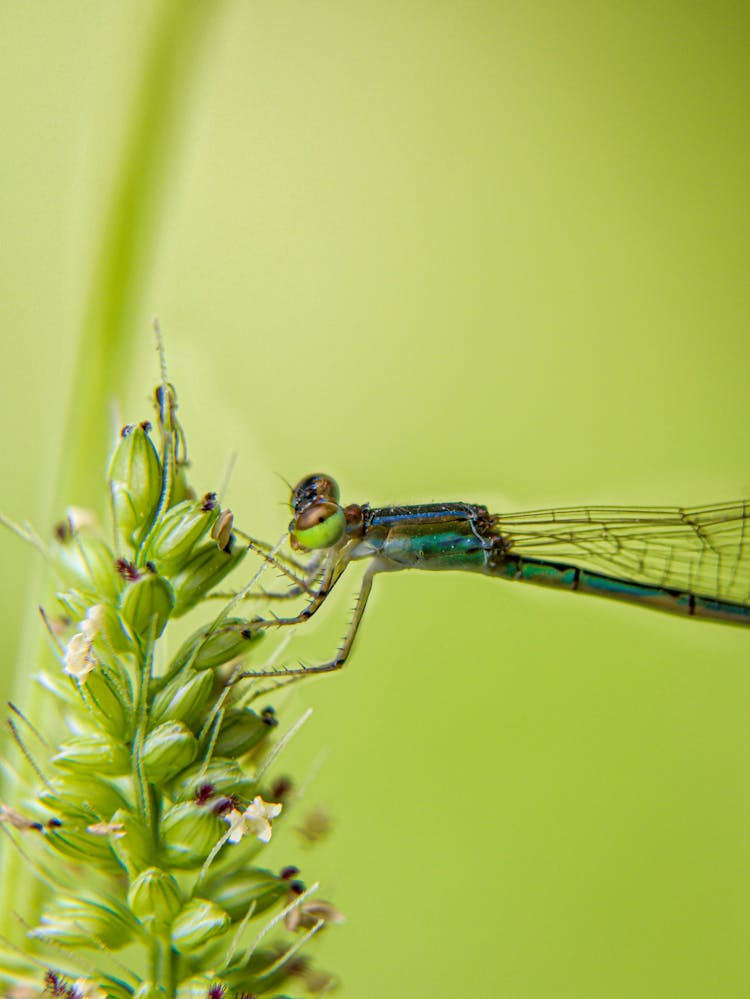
[1,3,749,996]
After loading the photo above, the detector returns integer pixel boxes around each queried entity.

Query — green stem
[132,637,155,828]
[136,635,179,996]
[151,928,177,998]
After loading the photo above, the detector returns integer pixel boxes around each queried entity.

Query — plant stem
[151,928,176,998]
[133,638,154,828]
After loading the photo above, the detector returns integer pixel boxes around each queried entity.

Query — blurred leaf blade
[61,0,223,506]
[0,0,224,943]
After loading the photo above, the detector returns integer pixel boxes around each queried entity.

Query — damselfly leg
[236,561,377,679]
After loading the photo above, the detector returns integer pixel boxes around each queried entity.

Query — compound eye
[291,501,346,550]
[290,473,340,513]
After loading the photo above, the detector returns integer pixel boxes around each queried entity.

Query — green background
[1,3,749,996]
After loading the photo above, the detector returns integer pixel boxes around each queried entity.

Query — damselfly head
[288,473,348,549]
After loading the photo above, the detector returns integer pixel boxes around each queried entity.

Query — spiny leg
[207,541,326,602]
[256,547,327,599]
[243,536,321,596]
[249,552,349,635]
[236,564,376,680]
[206,582,322,603]
[234,529,312,574]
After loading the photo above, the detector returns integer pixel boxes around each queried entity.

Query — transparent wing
[492,501,750,605]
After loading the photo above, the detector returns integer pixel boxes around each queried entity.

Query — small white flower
[226,795,283,844]
[81,603,107,638]
[63,605,106,682]
[62,631,96,682]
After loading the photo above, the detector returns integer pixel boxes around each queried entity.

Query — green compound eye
[291,501,346,550]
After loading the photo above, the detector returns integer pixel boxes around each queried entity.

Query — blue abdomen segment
[492,555,750,626]
[689,595,750,625]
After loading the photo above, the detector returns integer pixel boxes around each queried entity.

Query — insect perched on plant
[237,474,750,680]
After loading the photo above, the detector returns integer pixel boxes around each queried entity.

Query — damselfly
[240,474,750,679]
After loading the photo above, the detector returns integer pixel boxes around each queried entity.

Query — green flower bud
[201,867,286,921]
[142,721,198,784]
[150,669,213,731]
[168,618,263,673]
[38,775,130,822]
[171,898,230,954]
[166,757,256,804]
[108,422,163,552]
[213,708,275,759]
[170,539,247,616]
[50,533,120,599]
[121,572,175,642]
[109,808,154,876]
[160,802,227,869]
[78,666,130,739]
[52,733,130,776]
[45,826,123,874]
[144,495,220,574]
[127,867,182,926]
[30,892,137,950]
